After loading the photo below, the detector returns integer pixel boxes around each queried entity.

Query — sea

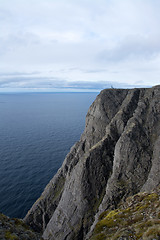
[0,92,98,219]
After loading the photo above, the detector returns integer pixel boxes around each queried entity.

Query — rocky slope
[0,213,43,240]
[24,85,160,240]
[90,185,160,240]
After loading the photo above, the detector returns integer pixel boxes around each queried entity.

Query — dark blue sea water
[0,92,98,219]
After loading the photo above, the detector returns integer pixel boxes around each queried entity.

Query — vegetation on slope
[0,213,43,240]
[90,186,160,240]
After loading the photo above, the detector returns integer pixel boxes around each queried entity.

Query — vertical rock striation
[24,86,160,240]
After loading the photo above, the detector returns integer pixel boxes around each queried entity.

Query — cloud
[0,0,160,90]
[65,81,143,89]
[98,35,160,63]
[0,75,150,90]
[0,71,40,77]
[0,76,64,88]
[81,69,108,74]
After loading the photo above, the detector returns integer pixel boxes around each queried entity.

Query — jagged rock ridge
[24,85,160,240]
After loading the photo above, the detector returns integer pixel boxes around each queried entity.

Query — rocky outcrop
[0,213,43,240]
[24,85,160,240]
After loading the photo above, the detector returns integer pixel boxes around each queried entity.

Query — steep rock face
[24,86,160,240]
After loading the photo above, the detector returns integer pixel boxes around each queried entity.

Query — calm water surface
[0,92,98,218]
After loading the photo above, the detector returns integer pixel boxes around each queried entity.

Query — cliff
[24,85,160,240]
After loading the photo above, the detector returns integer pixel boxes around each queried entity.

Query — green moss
[135,203,149,211]
[144,193,158,202]
[0,213,43,240]
[93,233,106,240]
[90,186,160,240]
[13,218,29,230]
[99,210,110,220]
[5,231,19,240]
[136,232,143,239]
[143,226,160,240]
[94,209,121,233]
[122,207,131,213]
[90,233,106,240]
[105,209,119,219]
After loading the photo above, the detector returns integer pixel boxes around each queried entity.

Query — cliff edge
[24,85,160,240]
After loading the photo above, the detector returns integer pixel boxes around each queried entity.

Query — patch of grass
[143,226,160,240]
[90,186,160,240]
[144,193,159,202]
[5,231,19,240]
[13,218,30,230]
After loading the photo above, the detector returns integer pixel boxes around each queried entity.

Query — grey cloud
[0,76,66,88]
[98,36,160,62]
[0,32,40,56]
[68,67,108,73]
[0,71,40,77]
[81,68,108,73]
[67,81,150,89]
[0,8,13,22]
[0,76,149,89]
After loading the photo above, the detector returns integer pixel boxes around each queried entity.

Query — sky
[0,0,160,92]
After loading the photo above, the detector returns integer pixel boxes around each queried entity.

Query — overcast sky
[0,0,160,91]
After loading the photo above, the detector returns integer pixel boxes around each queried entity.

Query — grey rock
[24,85,160,240]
